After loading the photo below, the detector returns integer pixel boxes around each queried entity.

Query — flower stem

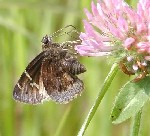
[130,109,142,136]
[77,63,118,136]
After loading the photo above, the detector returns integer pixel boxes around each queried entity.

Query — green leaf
[111,76,150,124]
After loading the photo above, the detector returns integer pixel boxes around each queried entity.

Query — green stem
[130,109,142,136]
[77,63,118,136]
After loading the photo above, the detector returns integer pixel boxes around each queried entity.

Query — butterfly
[13,26,86,104]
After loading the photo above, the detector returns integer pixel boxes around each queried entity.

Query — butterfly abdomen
[62,58,86,75]
[71,62,86,75]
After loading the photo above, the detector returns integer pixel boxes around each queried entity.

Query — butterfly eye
[41,35,52,45]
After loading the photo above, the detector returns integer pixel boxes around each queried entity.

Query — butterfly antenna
[64,25,80,39]
[50,25,79,39]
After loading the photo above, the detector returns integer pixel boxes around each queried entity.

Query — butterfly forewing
[13,52,50,104]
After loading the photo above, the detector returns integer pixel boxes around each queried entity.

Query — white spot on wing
[25,70,32,80]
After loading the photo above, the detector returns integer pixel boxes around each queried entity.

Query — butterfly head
[42,35,52,44]
[41,35,53,51]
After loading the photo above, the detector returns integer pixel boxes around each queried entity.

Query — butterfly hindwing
[48,73,84,104]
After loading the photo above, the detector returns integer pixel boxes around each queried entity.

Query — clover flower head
[76,0,150,81]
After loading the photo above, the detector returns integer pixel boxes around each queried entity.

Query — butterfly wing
[41,56,84,104]
[13,51,50,104]
[13,47,85,104]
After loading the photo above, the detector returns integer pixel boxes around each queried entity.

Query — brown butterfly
[13,27,86,104]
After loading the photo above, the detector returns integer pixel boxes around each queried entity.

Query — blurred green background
[1,0,150,136]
